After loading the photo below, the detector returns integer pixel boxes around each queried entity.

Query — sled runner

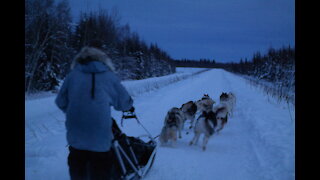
[111,110,157,180]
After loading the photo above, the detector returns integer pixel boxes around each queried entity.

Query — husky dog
[212,105,228,133]
[159,107,185,146]
[219,92,236,117]
[196,94,216,113]
[202,94,210,98]
[189,111,217,151]
[180,101,198,129]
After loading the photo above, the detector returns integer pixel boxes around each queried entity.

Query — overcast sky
[67,0,295,62]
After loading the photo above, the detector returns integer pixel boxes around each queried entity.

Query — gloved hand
[129,106,135,112]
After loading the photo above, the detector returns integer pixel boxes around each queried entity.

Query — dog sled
[111,110,157,180]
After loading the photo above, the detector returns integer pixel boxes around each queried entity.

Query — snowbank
[122,68,209,97]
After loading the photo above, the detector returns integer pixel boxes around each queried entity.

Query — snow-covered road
[25,68,295,180]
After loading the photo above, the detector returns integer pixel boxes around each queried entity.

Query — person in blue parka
[55,41,134,180]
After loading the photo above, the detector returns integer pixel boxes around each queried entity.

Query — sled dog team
[159,92,236,151]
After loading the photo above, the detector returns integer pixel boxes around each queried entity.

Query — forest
[25,0,294,103]
[25,0,175,93]
[226,46,295,103]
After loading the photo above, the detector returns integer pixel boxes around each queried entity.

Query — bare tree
[25,0,73,93]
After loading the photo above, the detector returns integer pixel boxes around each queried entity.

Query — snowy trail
[131,70,265,180]
[25,68,294,180]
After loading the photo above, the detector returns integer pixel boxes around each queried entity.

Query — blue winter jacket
[55,60,133,152]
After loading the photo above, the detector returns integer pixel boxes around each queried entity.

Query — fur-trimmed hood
[71,46,115,72]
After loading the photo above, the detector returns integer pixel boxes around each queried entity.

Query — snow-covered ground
[25,68,295,180]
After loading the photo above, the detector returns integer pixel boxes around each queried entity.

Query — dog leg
[194,133,201,145]
[189,132,200,145]
[189,120,193,129]
[181,121,185,130]
[189,134,196,145]
[216,124,222,134]
[159,136,168,146]
[159,138,164,146]
[172,133,177,147]
[202,135,210,151]
[178,123,183,139]
[189,117,195,129]
[216,126,223,133]
[217,122,225,133]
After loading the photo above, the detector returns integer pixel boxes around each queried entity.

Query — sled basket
[111,113,157,180]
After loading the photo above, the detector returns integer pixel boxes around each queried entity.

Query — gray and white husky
[189,110,217,151]
[212,105,229,133]
[180,94,215,130]
[159,107,185,146]
[219,92,236,117]
[196,94,216,113]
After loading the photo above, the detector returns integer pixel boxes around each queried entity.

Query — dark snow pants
[68,146,114,180]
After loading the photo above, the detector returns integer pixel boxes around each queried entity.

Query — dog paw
[189,141,193,146]
[202,146,206,151]
[179,135,182,139]
[189,126,193,129]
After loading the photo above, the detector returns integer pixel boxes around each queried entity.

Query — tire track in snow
[219,70,267,179]
[221,70,295,180]
[222,71,268,178]
[234,99,269,180]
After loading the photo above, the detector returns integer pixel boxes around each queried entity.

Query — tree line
[174,46,294,87]
[226,46,295,84]
[174,46,295,102]
[25,0,175,94]
[226,46,295,103]
[173,58,216,68]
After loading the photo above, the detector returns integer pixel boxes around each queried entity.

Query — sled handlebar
[121,109,137,127]
[120,110,155,142]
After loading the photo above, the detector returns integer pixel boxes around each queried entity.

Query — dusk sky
[68,0,295,63]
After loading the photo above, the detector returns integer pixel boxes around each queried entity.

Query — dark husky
[180,101,198,129]
[189,110,217,151]
[159,107,185,146]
